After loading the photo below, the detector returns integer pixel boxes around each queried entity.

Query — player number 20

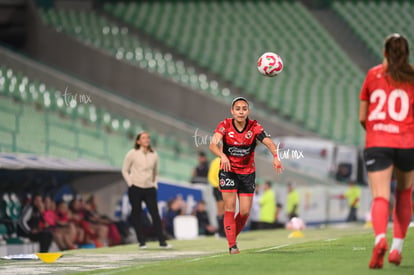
[368,89,410,122]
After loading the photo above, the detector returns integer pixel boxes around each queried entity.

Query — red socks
[224,211,236,247]
[371,197,389,237]
[235,213,249,236]
[393,187,413,238]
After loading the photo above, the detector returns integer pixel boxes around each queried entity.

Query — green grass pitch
[1,225,413,274]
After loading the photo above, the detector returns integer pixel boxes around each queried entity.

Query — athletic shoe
[139,244,147,249]
[369,238,388,269]
[229,245,240,255]
[388,250,402,266]
[160,243,172,249]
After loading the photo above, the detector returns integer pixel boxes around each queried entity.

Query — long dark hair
[134,131,154,152]
[384,34,414,84]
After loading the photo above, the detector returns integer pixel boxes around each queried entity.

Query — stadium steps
[34,3,318,144]
[0,64,196,182]
[306,4,380,72]
[101,0,365,146]
[331,1,414,64]
[37,8,234,104]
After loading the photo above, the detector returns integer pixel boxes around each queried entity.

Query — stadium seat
[0,62,197,182]
[101,0,365,146]
[332,1,414,63]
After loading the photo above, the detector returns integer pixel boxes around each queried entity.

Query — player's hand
[273,156,283,174]
[220,155,231,172]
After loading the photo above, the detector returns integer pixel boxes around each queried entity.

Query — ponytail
[384,33,414,84]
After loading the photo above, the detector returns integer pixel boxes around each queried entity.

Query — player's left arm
[260,135,283,174]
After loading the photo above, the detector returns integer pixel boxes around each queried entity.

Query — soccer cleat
[139,244,147,249]
[159,243,172,249]
[369,238,388,269]
[388,250,402,266]
[229,245,240,255]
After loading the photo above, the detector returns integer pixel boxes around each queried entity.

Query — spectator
[258,181,276,229]
[286,182,300,219]
[42,196,66,250]
[163,196,186,238]
[85,195,122,246]
[18,194,53,252]
[70,197,108,248]
[54,200,79,250]
[341,182,361,222]
[122,131,170,249]
[193,200,217,236]
[191,151,209,184]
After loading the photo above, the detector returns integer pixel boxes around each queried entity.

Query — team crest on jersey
[245,130,253,139]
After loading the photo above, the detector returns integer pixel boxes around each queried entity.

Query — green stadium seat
[100,0,364,146]
[332,1,414,63]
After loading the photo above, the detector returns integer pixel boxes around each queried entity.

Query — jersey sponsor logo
[373,123,399,133]
[228,146,251,156]
[245,130,253,139]
[228,131,235,138]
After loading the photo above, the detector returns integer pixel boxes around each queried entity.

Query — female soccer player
[122,131,170,249]
[359,34,414,269]
[209,97,283,254]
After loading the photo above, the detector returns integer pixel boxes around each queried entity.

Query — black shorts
[364,147,414,172]
[219,170,255,195]
[212,187,223,201]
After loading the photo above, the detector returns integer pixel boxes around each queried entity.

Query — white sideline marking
[256,244,291,253]
[186,254,221,262]
[324,238,338,242]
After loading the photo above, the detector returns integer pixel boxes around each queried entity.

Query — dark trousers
[346,206,358,222]
[29,231,53,252]
[128,186,166,246]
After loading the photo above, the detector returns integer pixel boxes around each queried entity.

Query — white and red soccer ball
[286,217,306,230]
[257,52,283,77]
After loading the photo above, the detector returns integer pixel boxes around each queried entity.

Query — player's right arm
[209,132,230,172]
[359,70,370,131]
[359,100,368,130]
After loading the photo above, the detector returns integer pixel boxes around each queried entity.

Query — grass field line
[255,243,291,253]
[324,238,338,242]
[2,227,394,275]
[185,254,222,262]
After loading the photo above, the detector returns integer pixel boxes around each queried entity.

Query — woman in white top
[122,131,170,249]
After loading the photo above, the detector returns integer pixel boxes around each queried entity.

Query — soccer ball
[257,52,283,77]
[286,217,305,230]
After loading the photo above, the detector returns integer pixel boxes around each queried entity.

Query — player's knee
[239,210,250,217]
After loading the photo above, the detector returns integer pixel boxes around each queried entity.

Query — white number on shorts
[224,179,235,186]
[368,89,410,122]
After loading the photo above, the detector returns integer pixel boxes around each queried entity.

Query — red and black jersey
[360,64,414,148]
[214,118,269,174]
